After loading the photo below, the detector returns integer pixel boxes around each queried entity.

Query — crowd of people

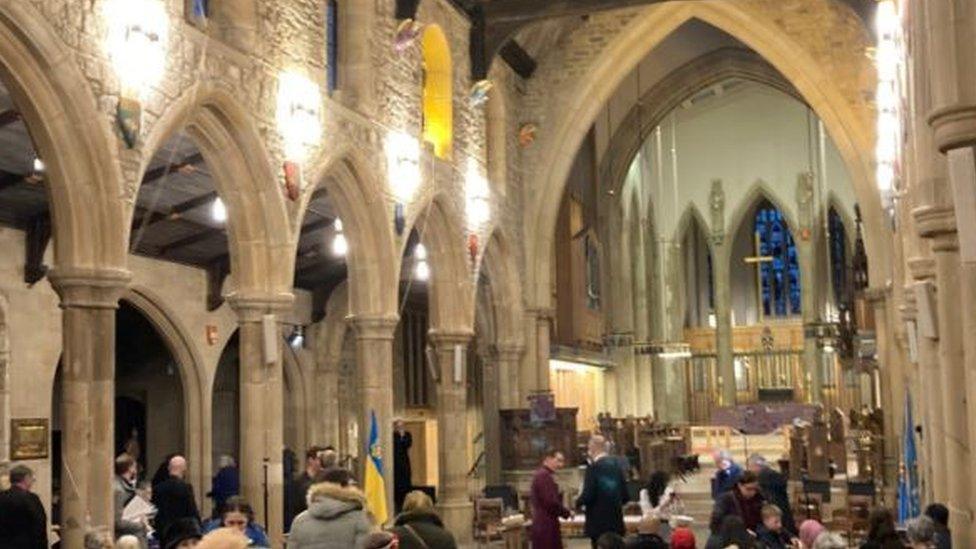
[0,433,959,548]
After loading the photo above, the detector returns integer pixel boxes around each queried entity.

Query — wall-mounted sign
[11,418,48,460]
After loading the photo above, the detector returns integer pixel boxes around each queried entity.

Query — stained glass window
[754,200,800,317]
[828,207,847,307]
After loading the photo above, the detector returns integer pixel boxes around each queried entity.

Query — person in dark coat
[389,490,458,549]
[711,449,743,500]
[576,435,630,548]
[0,465,48,549]
[705,515,758,549]
[925,503,952,549]
[859,507,903,549]
[152,455,201,538]
[207,455,239,516]
[708,470,765,535]
[748,453,796,534]
[530,449,572,549]
[285,446,325,531]
[393,419,413,513]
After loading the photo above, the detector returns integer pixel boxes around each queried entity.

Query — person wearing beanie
[798,519,826,548]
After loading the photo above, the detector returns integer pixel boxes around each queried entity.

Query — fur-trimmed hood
[306,482,366,520]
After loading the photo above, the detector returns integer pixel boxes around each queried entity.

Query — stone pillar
[349,314,398,520]
[229,294,292,544]
[49,268,130,548]
[607,334,636,415]
[925,2,976,538]
[915,208,973,539]
[496,343,524,410]
[481,346,503,484]
[632,221,654,416]
[528,309,553,393]
[907,258,947,502]
[429,330,475,543]
[797,174,822,403]
[709,180,734,406]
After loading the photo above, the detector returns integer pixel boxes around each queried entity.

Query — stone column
[481,346,503,484]
[528,309,553,393]
[496,343,524,410]
[48,268,130,548]
[349,314,398,519]
[709,181,735,406]
[428,330,475,544]
[925,2,976,538]
[796,174,822,403]
[632,220,655,416]
[229,294,292,543]
[907,257,947,502]
[915,208,973,539]
[607,334,636,415]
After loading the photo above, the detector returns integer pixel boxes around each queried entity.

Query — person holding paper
[115,454,150,547]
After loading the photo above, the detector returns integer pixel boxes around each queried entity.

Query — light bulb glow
[32,157,45,174]
[465,159,491,228]
[332,232,348,257]
[415,259,430,281]
[874,0,903,198]
[103,0,169,98]
[276,71,322,161]
[414,243,428,261]
[211,197,227,223]
[333,218,343,232]
[386,131,421,204]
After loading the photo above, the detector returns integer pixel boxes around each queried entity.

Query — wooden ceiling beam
[132,190,219,229]
[156,226,225,255]
[141,152,205,186]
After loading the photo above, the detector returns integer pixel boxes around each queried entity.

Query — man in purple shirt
[531,449,573,549]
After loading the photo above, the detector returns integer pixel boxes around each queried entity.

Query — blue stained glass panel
[754,201,801,317]
[829,208,847,306]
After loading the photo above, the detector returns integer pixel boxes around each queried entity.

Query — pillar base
[438,500,474,544]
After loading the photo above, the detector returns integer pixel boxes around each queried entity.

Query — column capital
[913,205,958,240]
[605,332,634,348]
[347,313,399,340]
[228,292,294,321]
[863,285,890,305]
[907,256,937,281]
[932,232,960,253]
[494,341,525,360]
[929,105,976,153]
[48,267,131,309]
[525,307,554,320]
[427,329,474,347]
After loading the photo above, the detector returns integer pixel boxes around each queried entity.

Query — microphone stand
[263,458,270,531]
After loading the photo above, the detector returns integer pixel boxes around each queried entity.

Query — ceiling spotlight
[211,197,227,223]
[332,233,348,257]
[32,157,45,174]
[415,259,430,281]
[415,242,427,261]
[288,325,305,349]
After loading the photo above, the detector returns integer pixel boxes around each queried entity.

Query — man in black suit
[151,454,201,538]
[747,453,796,534]
[0,464,48,549]
[576,435,630,548]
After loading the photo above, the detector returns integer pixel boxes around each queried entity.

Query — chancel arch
[675,206,713,330]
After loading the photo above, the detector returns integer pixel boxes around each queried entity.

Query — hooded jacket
[287,482,373,549]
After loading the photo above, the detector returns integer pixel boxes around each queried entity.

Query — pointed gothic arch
[139,86,292,297]
[676,206,714,328]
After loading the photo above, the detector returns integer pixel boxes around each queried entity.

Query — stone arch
[303,149,399,317]
[524,1,886,310]
[724,180,802,256]
[826,191,856,250]
[121,286,209,504]
[478,229,524,347]
[486,66,511,197]
[674,204,713,251]
[139,86,293,297]
[421,25,453,159]
[414,196,473,332]
[0,2,127,269]
[601,48,801,197]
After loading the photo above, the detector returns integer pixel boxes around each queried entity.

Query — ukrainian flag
[365,410,389,525]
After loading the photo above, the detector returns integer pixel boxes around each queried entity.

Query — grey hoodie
[287,482,374,549]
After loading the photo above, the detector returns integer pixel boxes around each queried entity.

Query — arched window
[421,26,453,159]
[681,213,714,327]
[754,200,800,317]
[828,207,848,307]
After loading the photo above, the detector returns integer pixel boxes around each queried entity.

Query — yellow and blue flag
[365,410,389,525]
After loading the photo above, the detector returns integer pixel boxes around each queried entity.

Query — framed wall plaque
[10,418,48,460]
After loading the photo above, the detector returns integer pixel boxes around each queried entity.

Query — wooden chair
[473,497,505,547]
